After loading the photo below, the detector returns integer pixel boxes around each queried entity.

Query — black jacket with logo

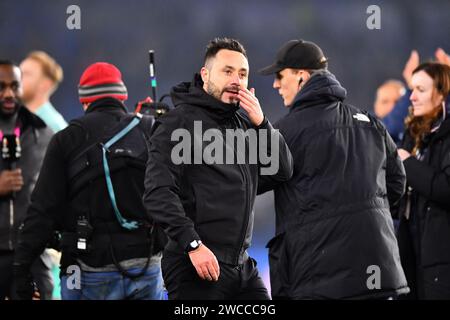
[260,70,408,299]
[143,74,293,265]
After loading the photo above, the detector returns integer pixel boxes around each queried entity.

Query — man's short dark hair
[204,38,247,65]
[0,60,16,67]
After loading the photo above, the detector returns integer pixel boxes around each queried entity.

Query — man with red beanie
[12,62,166,300]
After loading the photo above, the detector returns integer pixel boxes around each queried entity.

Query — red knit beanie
[78,62,128,103]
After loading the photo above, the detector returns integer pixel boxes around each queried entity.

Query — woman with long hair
[397,62,450,299]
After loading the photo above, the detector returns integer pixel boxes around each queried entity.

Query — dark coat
[0,107,53,251]
[261,70,408,299]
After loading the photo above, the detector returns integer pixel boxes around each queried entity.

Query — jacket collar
[17,105,47,131]
[85,97,128,115]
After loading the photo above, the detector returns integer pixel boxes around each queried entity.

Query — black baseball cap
[259,39,328,75]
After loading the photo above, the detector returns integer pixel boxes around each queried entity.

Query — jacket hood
[291,70,347,111]
[171,74,239,120]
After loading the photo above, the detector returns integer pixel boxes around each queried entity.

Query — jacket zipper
[404,186,412,220]
[232,115,251,265]
[236,162,251,265]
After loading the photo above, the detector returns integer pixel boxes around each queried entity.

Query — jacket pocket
[421,205,450,267]
[423,264,450,299]
[266,232,289,297]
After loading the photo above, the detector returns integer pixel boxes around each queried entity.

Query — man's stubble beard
[206,80,239,105]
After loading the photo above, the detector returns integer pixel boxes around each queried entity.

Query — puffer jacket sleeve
[257,118,294,195]
[380,119,407,206]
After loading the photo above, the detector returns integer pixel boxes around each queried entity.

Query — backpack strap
[101,113,143,230]
[137,113,155,141]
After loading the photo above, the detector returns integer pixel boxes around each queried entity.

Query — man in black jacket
[258,39,408,299]
[143,38,293,300]
[0,60,53,299]
[13,62,165,300]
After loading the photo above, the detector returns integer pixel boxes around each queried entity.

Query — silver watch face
[189,240,200,249]
[190,240,198,249]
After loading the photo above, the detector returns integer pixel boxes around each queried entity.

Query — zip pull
[404,186,413,220]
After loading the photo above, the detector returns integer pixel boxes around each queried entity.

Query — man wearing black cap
[258,40,409,299]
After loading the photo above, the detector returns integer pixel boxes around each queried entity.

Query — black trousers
[0,251,54,300]
[162,251,270,300]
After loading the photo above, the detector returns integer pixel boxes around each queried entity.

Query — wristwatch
[187,239,202,252]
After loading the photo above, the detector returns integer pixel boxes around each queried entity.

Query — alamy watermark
[170,121,280,175]
[66,5,81,30]
[366,5,381,30]
[64,5,381,32]
[366,264,381,290]
[66,264,81,290]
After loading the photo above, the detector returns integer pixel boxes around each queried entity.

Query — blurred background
[1,0,449,293]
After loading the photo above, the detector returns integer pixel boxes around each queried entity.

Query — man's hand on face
[238,88,264,127]
[188,243,220,282]
[0,169,24,196]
